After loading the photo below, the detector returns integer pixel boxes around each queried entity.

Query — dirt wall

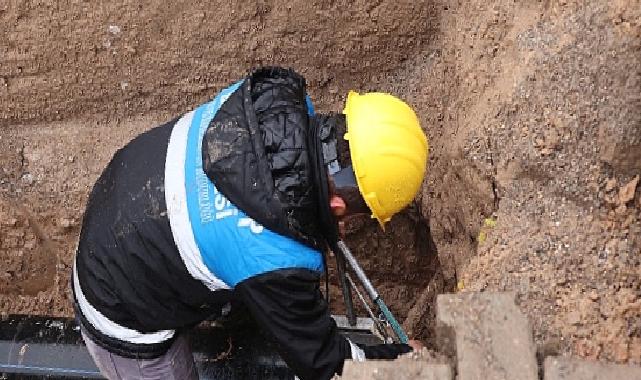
[380,0,641,363]
[0,0,441,324]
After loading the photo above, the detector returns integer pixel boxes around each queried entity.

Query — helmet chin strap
[307,113,343,246]
[308,113,344,310]
[313,113,371,218]
[318,116,342,175]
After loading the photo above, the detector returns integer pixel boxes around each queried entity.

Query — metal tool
[335,252,357,327]
[345,273,390,342]
[335,240,409,344]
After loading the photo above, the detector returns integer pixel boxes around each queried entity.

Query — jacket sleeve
[234,268,412,380]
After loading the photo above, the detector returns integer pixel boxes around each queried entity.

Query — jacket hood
[202,67,334,250]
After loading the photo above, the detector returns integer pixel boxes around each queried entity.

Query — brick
[544,357,641,380]
[436,292,538,380]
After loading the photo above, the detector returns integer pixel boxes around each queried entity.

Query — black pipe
[0,315,292,379]
[0,313,379,379]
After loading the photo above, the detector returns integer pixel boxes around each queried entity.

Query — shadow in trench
[404,201,457,345]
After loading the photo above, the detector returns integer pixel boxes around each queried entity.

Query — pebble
[618,175,639,204]
[566,310,581,325]
[58,218,75,228]
[108,25,121,35]
[21,173,34,185]
[2,217,18,226]
[605,178,617,192]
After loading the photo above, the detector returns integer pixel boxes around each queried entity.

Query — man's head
[327,166,369,218]
[326,91,429,228]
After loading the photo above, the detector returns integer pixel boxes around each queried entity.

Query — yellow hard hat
[343,91,429,228]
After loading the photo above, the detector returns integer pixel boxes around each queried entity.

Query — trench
[5,0,641,367]
[0,0,470,343]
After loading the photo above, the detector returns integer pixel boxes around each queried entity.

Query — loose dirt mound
[381,0,641,364]
[2,0,640,367]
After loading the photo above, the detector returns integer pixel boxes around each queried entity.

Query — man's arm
[234,268,412,380]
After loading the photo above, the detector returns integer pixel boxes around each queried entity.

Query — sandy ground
[1,0,640,365]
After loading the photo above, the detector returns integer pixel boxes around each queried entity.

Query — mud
[2,0,641,367]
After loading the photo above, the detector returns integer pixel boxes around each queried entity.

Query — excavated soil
[1,0,641,366]
[0,0,441,323]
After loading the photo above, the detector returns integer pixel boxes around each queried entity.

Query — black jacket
[74,67,410,380]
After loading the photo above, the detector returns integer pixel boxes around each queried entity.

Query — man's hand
[408,339,424,352]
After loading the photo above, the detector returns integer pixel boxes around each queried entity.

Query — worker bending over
[72,67,429,380]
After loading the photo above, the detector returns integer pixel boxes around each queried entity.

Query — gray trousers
[81,330,199,380]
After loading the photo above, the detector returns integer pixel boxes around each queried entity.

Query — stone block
[436,292,538,380]
[544,357,641,380]
[341,360,452,380]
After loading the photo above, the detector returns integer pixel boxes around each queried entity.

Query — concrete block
[341,360,452,380]
[436,292,538,380]
[544,357,641,380]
